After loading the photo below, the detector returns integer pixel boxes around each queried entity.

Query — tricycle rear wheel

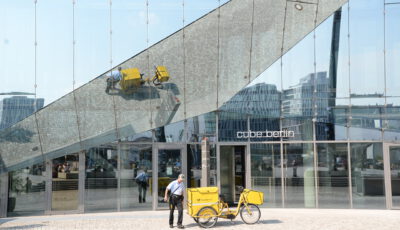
[196,206,218,228]
[240,204,261,224]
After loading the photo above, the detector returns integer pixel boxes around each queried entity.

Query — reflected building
[0,96,44,131]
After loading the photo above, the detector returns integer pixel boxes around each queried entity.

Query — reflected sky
[0,0,227,105]
[0,0,399,107]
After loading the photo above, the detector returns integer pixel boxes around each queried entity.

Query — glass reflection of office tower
[219,83,281,141]
[0,96,44,131]
[282,72,330,139]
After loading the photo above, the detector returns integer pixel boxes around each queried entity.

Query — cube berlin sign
[236,130,295,139]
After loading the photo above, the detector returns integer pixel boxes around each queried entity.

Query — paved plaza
[1,208,400,230]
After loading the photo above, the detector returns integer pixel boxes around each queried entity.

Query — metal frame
[383,143,400,209]
[0,172,8,218]
[152,143,187,210]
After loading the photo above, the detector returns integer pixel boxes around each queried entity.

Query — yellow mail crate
[243,189,264,205]
[187,187,219,217]
[120,68,142,92]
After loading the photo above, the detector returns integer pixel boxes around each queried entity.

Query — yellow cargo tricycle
[187,187,263,228]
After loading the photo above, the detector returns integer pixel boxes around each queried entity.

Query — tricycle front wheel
[240,204,261,224]
[196,206,218,228]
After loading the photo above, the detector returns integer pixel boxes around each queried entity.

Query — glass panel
[349,98,384,140]
[385,3,400,96]
[0,115,43,171]
[384,97,400,140]
[316,99,349,141]
[74,77,118,149]
[390,146,400,208]
[113,0,147,67]
[85,145,118,212]
[111,0,152,138]
[247,60,282,142]
[52,154,79,211]
[74,0,118,153]
[187,144,201,188]
[149,32,185,127]
[184,9,218,118]
[283,1,317,53]
[113,55,152,137]
[351,143,385,209]
[218,111,248,142]
[148,0,184,127]
[148,0,182,47]
[158,149,181,209]
[120,144,152,211]
[75,0,110,88]
[317,143,349,208]
[36,94,80,156]
[184,0,219,26]
[217,0,253,106]
[37,0,73,105]
[349,0,384,96]
[186,112,217,142]
[0,96,43,132]
[155,120,185,142]
[0,1,38,128]
[250,0,285,83]
[250,144,282,208]
[282,31,314,141]
[283,143,315,208]
[315,6,350,141]
[7,162,46,216]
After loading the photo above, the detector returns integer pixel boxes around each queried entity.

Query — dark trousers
[169,195,183,226]
[138,182,147,203]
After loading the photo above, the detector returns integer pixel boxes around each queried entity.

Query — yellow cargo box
[155,66,170,82]
[187,187,219,217]
[243,189,264,205]
[120,68,142,92]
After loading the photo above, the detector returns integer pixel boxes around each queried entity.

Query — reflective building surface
[1,0,400,217]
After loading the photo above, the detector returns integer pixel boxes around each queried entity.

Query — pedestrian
[135,168,148,203]
[164,174,185,229]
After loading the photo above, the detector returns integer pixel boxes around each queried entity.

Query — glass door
[51,154,80,212]
[219,145,246,204]
[155,144,186,209]
[388,145,400,209]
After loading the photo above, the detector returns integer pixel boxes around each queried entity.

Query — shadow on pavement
[0,224,45,229]
[184,219,282,228]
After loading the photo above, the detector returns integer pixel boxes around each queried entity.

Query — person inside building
[164,174,185,229]
[135,168,149,203]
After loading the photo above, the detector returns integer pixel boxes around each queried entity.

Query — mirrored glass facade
[1,0,400,217]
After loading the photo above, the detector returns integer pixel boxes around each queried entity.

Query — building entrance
[219,146,246,204]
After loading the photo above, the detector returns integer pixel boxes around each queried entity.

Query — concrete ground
[1,208,400,230]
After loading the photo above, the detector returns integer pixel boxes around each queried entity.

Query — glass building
[1,0,400,217]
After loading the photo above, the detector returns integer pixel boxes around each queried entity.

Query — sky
[0,0,399,107]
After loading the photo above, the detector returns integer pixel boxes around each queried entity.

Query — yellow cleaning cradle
[187,187,219,217]
[120,68,142,93]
